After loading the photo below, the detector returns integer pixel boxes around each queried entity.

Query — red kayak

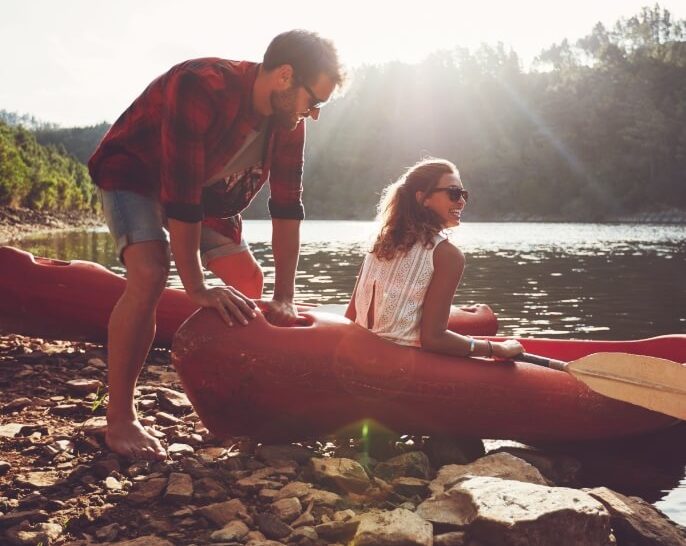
[0,246,498,346]
[172,308,684,442]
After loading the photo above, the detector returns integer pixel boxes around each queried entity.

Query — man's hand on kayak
[189,285,256,326]
[258,298,299,326]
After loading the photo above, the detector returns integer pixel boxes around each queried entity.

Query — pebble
[167,443,195,458]
[65,378,103,394]
[256,512,293,540]
[164,472,194,503]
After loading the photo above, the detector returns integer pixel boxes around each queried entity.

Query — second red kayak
[0,246,498,346]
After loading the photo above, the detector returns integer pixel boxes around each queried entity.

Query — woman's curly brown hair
[372,158,459,260]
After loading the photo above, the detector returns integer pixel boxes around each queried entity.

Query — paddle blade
[568,352,686,420]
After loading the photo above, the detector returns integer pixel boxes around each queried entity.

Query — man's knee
[122,243,170,296]
[207,253,263,298]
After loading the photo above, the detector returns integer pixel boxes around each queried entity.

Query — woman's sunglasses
[430,187,469,202]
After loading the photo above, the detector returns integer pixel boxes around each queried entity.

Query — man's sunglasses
[430,187,469,202]
[302,83,327,111]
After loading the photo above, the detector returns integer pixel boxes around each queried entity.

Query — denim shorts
[98,188,249,266]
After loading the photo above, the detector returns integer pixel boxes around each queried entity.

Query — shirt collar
[237,61,265,130]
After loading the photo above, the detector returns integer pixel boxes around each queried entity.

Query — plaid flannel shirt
[88,59,305,241]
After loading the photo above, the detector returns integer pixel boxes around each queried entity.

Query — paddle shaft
[519,353,568,372]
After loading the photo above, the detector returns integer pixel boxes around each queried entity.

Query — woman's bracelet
[467,337,476,355]
[487,340,493,357]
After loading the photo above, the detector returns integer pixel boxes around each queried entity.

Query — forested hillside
[0,122,96,210]
[302,4,686,220]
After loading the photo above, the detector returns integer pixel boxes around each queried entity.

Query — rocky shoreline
[0,333,684,545]
[0,207,102,246]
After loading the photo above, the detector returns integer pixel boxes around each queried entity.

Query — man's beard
[270,88,300,130]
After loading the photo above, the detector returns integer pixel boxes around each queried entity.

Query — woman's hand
[491,339,524,359]
[188,286,256,326]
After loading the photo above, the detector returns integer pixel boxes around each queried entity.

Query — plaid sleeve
[268,120,305,220]
[160,68,216,222]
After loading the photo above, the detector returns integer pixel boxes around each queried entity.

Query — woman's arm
[420,241,522,359]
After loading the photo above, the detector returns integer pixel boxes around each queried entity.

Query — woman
[345,158,523,359]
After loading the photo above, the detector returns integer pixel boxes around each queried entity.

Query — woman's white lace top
[354,233,446,346]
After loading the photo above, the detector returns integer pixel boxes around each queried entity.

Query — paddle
[517,352,686,420]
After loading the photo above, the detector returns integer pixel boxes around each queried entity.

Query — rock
[315,519,360,542]
[256,444,314,464]
[272,497,302,522]
[291,525,318,542]
[308,457,370,493]
[3,397,33,412]
[588,486,686,546]
[80,416,107,436]
[193,477,227,502]
[374,451,432,481]
[291,510,315,528]
[105,476,123,490]
[109,536,175,546]
[198,499,249,527]
[210,519,250,542]
[87,357,107,369]
[15,471,62,488]
[197,447,228,462]
[256,512,293,540]
[5,521,62,545]
[93,457,121,478]
[95,522,123,542]
[0,423,26,438]
[430,452,548,496]
[392,476,430,497]
[417,476,611,546]
[489,445,581,486]
[126,477,168,504]
[164,472,193,502]
[354,508,432,546]
[274,481,311,500]
[334,509,357,522]
[236,476,282,492]
[156,387,193,414]
[0,460,11,475]
[155,411,183,425]
[65,378,103,394]
[259,489,281,502]
[434,531,467,546]
[167,443,194,458]
[0,509,49,526]
[303,488,343,508]
[424,436,485,467]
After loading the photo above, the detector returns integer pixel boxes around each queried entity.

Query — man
[88,30,345,459]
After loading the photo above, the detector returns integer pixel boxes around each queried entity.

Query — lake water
[11,220,686,525]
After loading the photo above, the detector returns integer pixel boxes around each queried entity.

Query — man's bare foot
[106,418,166,461]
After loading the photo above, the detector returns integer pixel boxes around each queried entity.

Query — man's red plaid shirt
[88,59,305,242]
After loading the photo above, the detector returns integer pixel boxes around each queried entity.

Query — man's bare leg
[207,250,264,299]
[105,241,170,460]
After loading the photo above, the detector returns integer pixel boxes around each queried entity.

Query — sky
[1,0,684,127]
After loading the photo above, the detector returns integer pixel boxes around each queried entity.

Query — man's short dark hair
[263,30,345,87]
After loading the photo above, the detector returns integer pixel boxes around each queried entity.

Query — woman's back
[353,233,446,346]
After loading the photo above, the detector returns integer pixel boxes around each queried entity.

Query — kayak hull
[172,308,684,443]
[0,246,498,346]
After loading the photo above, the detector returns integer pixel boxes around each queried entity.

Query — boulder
[354,508,432,546]
[417,476,612,546]
[308,457,370,493]
[588,486,686,546]
[374,451,432,481]
[429,452,548,495]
